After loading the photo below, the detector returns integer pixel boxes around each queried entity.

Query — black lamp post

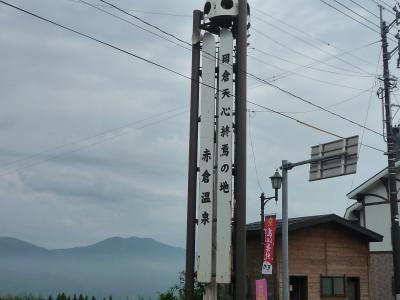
[259,169,283,277]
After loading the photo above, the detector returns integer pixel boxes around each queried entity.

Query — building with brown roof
[245,214,382,300]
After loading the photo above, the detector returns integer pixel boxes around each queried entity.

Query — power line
[347,0,380,19]
[331,0,381,28]
[252,47,375,78]
[252,27,375,76]
[265,41,380,82]
[252,14,373,75]
[73,0,192,51]
[0,105,187,170]
[250,86,373,114]
[0,109,188,177]
[69,0,215,66]
[80,0,379,84]
[0,1,197,84]
[249,55,368,91]
[77,0,379,103]
[248,113,264,193]
[368,0,397,17]
[97,0,191,47]
[247,70,384,137]
[319,0,383,34]
[252,7,376,67]
[0,1,385,152]
[329,0,397,39]
[375,0,396,12]
[67,0,384,133]
[247,100,384,153]
[350,48,382,191]
[80,2,192,18]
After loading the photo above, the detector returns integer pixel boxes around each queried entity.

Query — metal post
[185,10,202,300]
[281,160,289,300]
[380,7,400,299]
[260,194,265,277]
[235,0,248,299]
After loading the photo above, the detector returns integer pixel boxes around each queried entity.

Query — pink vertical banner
[255,279,268,300]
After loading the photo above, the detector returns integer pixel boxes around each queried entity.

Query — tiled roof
[246,213,382,242]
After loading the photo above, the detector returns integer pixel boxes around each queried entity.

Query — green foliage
[0,296,45,300]
[158,271,204,300]
[1,294,102,300]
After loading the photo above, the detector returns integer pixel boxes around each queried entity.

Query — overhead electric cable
[0,0,385,153]
[248,113,264,193]
[330,0,381,28]
[265,40,380,82]
[326,0,397,39]
[347,0,380,19]
[75,0,378,86]
[252,27,375,76]
[375,0,396,12]
[247,101,384,153]
[252,7,375,67]
[368,0,397,17]
[0,105,187,170]
[319,0,383,35]
[249,86,373,114]
[97,0,191,47]
[74,0,192,51]
[0,109,188,177]
[247,71,384,137]
[252,15,372,74]
[86,3,192,17]
[249,55,367,91]
[67,0,192,17]
[252,48,375,78]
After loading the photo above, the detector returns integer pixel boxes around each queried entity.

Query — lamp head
[269,169,283,191]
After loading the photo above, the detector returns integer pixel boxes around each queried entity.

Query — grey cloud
[0,0,392,250]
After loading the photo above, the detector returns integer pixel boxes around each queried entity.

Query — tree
[158,271,204,300]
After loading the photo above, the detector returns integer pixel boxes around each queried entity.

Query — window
[321,276,345,297]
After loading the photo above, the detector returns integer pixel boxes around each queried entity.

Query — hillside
[0,237,185,299]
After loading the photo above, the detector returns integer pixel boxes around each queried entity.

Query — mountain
[0,237,50,256]
[0,236,185,299]
[54,236,184,259]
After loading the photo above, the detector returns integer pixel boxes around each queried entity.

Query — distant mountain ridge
[0,236,185,299]
[0,237,51,255]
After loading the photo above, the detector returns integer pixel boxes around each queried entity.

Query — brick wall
[369,252,393,300]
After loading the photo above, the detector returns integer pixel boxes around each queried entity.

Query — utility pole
[380,6,400,299]
[185,10,202,300]
[281,160,289,300]
[235,0,248,299]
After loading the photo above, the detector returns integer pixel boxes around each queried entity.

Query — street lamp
[259,169,283,277]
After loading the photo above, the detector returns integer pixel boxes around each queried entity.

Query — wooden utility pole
[380,6,400,299]
[234,0,248,299]
[185,10,202,300]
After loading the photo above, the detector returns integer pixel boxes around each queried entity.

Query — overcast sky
[0,0,397,249]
